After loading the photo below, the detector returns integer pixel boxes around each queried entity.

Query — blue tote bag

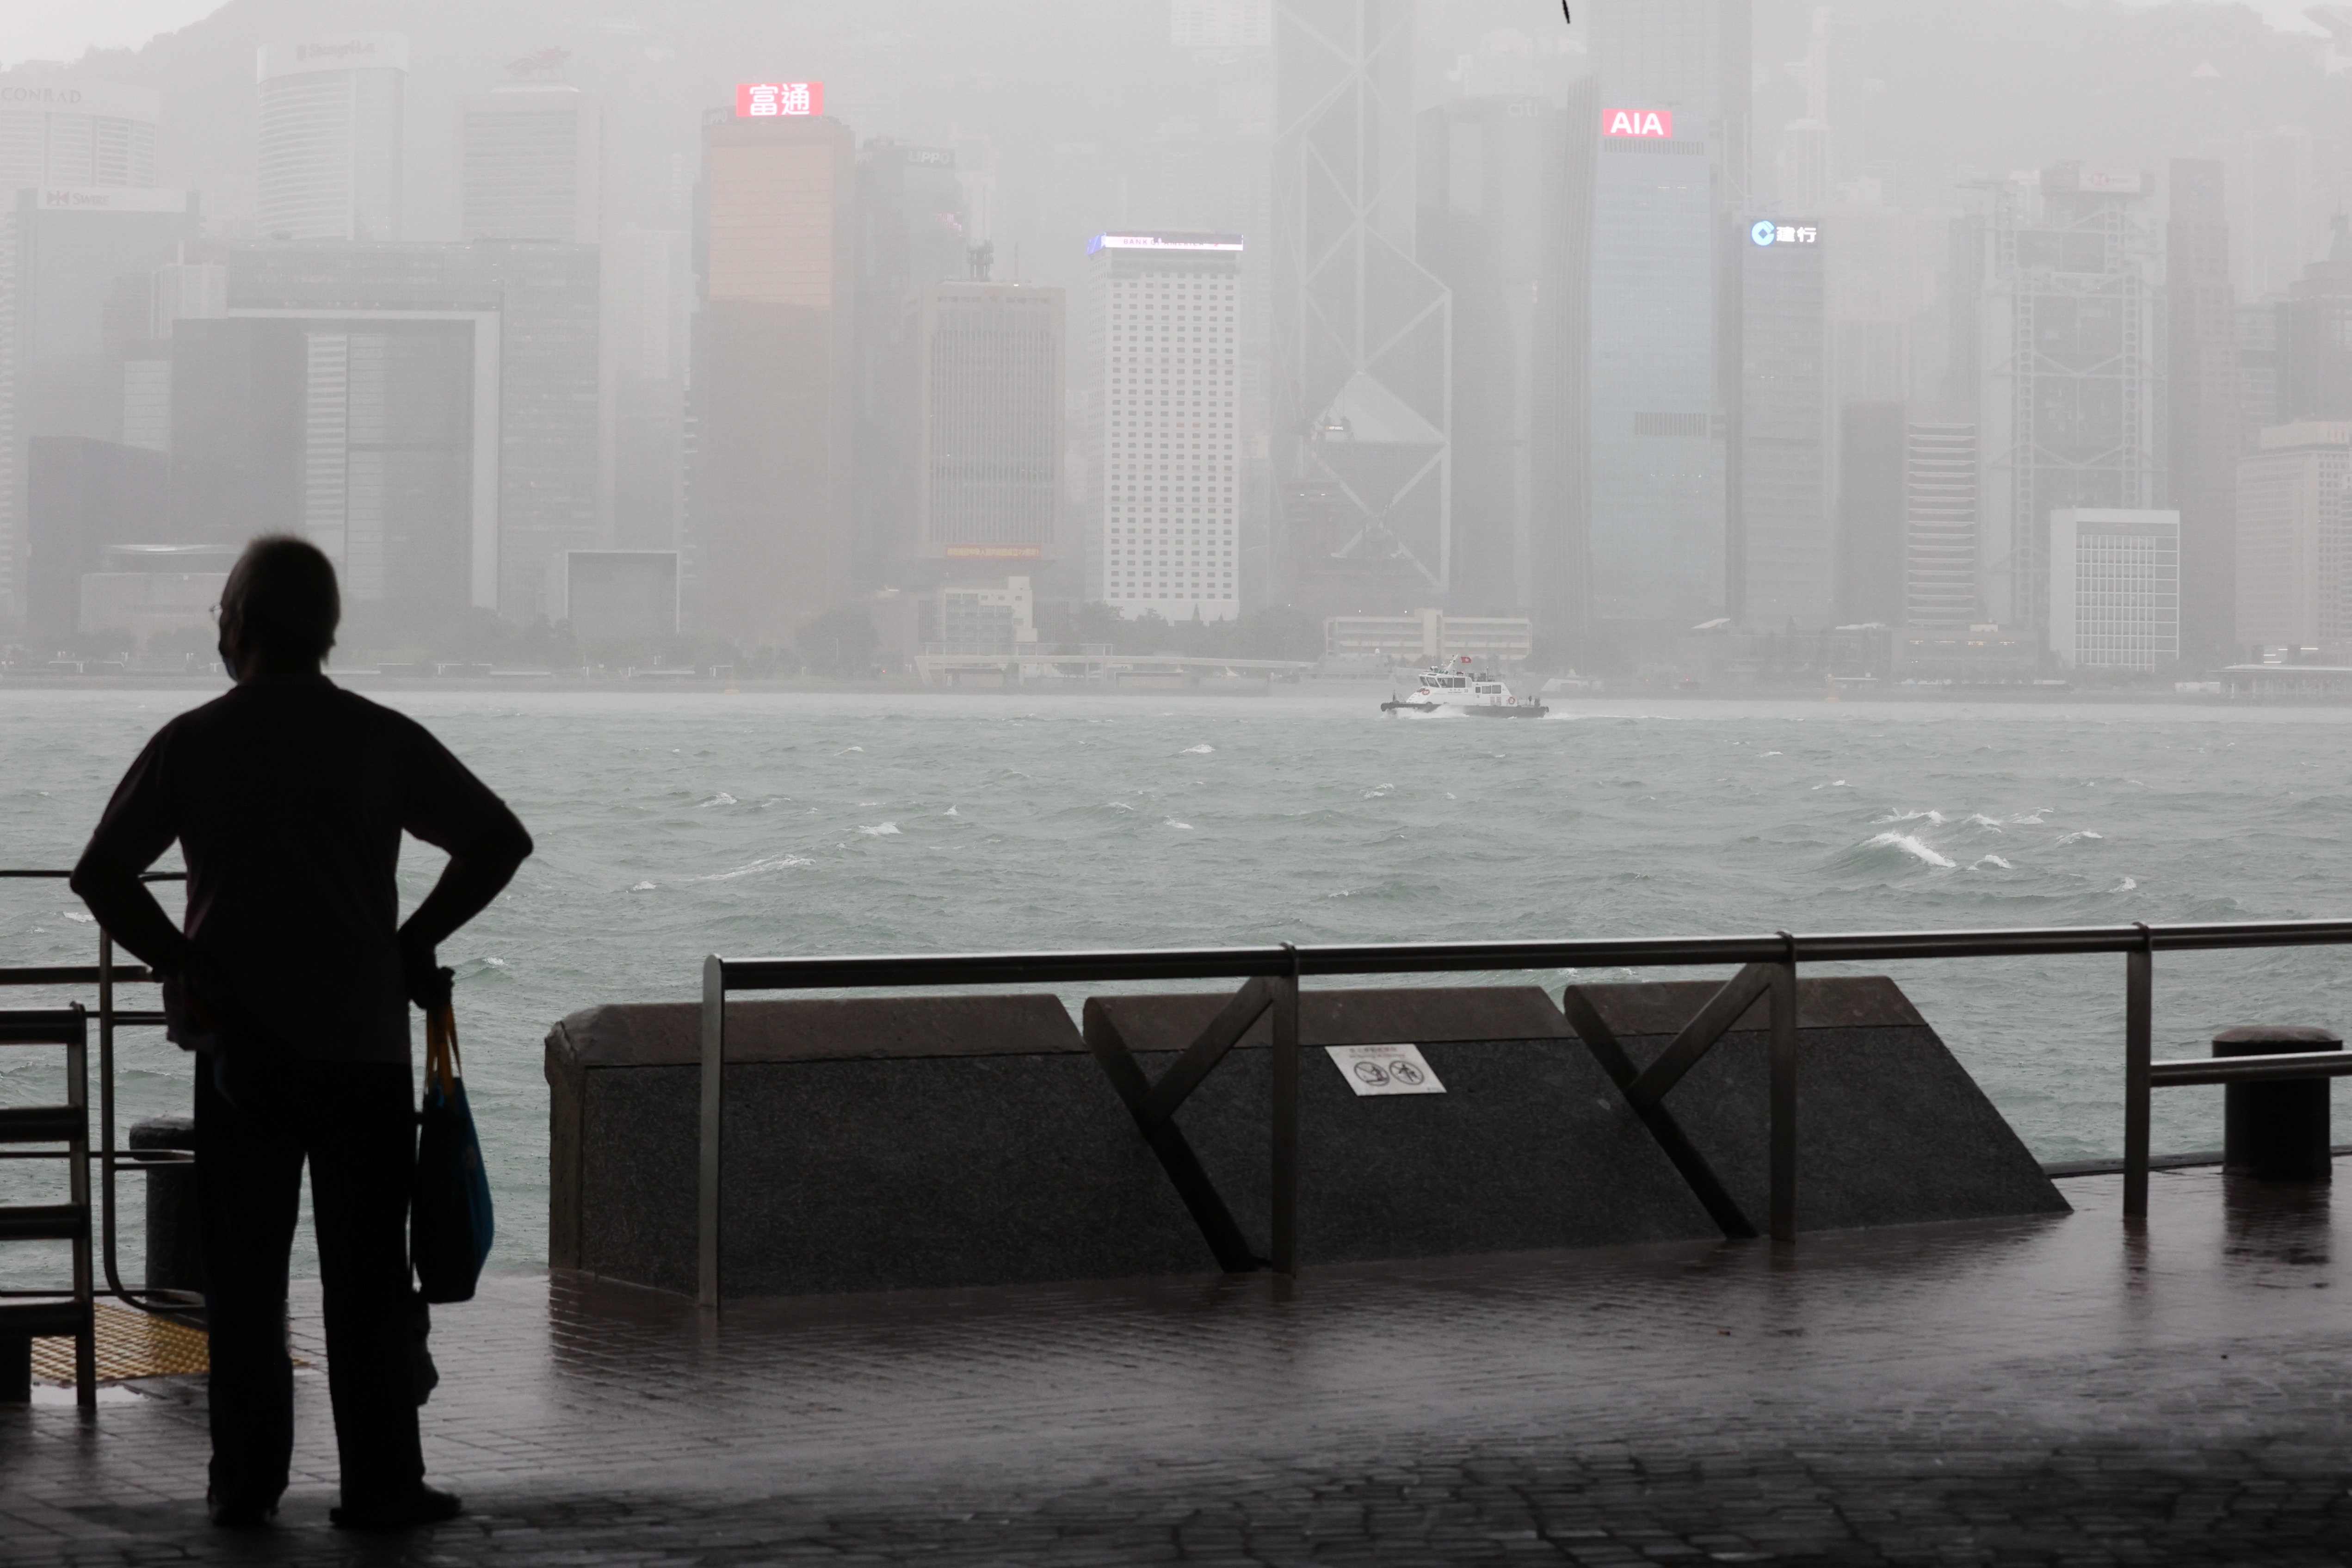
[414,1003,494,1304]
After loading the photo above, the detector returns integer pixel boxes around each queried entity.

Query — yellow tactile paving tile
[31,1301,208,1383]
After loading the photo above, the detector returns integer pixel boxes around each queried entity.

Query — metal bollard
[129,1114,201,1292]
[2214,1026,2343,1182]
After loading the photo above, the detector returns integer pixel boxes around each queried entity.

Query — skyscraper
[459,75,603,243]
[854,141,966,587]
[2,187,199,629]
[2047,508,2179,672]
[1083,232,1242,619]
[686,99,855,646]
[1416,84,1593,628]
[1585,0,1750,634]
[1272,0,1451,611]
[907,282,1064,587]
[2235,421,2352,652]
[1738,216,1830,626]
[214,240,604,619]
[1958,165,2164,638]
[256,33,407,242]
[1901,406,1979,628]
[0,79,159,191]
[2167,159,2240,665]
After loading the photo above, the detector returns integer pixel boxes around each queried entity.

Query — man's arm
[395,814,533,1006]
[68,851,192,978]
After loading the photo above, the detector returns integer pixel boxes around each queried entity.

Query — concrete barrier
[1561,976,2070,1232]
[547,975,2065,1301]
[545,996,1213,1297]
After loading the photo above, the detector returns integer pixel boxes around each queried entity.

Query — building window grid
[2073,533,2178,670]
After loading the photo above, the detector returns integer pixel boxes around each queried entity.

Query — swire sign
[1602,107,1673,139]
[735,81,823,117]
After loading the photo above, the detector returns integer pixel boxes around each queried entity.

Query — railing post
[2124,923,2153,1220]
[698,954,725,1310]
[1270,943,1301,1277]
[1770,932,1798,1243]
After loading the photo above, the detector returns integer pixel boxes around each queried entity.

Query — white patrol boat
[1381,656,1549,717]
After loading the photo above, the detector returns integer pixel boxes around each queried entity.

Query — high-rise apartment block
[1738,216,1831,626]
[2235,421,2352,652]
[2047,508,2179,671]
[2167,159,2240,664]
[2277,217,2352,424]
[1957,165,2163,638]
[0,80,159,191]
[256,34,407,242]
[687,100,855,646]
[1585,0,1751,633]
[1273,0,1450,611]
[459,79,603,243]
[1083,232,1242,618]
[907,282,1064,585]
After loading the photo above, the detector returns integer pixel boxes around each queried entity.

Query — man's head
[218,535,339,678]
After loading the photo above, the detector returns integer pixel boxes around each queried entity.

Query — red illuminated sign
[736,81,823,117]
[945,545,1042,561]
[1602,107,1673,139]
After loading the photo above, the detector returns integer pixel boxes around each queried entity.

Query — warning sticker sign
[1325,1043,1446,1096]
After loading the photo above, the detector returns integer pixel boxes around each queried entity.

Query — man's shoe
[206,1492,277,1528]
[329,1484,463,1531]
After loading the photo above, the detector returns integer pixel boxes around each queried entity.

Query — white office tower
[459,79,602,242]
[0,80,159,191]
[1084,232,1244,618]
[2047,509,2180,671]
[255,34,407,241]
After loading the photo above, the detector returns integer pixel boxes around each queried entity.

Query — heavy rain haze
[16,0,2352,1198]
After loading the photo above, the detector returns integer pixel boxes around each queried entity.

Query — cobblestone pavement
[7,1169,2352,1565]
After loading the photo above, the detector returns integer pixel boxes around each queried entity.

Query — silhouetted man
[72,536,532,1531]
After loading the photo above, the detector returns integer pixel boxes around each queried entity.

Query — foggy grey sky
[0,0,2334,69]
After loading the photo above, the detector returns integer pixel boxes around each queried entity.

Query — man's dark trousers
[195,1044,422,1509]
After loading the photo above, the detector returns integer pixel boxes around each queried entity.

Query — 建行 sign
[1325,1043,1446,1097]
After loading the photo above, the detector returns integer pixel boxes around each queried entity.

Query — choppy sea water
[5,685,2351,1286]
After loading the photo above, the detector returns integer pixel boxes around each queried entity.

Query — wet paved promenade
[6,1168,2352,1564]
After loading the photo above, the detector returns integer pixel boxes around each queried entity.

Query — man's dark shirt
[84,673,519,1065]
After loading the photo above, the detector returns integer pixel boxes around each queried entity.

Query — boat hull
[1381,700,1549,717]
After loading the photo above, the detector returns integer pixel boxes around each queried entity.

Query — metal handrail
[0,869,199,1325]
[697,915,2352,1307]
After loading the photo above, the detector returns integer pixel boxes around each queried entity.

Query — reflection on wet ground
[8,1168,2352,1563]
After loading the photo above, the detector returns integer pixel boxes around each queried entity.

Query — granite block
[1563,976,2070,1232]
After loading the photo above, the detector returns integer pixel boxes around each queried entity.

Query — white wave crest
[62,910,92,923]
[1182,744,1215,754]
[1964,814,2004,830]
[836,746,864,755]
[944,806,959,816]
[2010,809,2050,824]
[1969,855,2013,871]
[2056,830,2105,846]
[629,881,657,892]
[1877,809,1948,826]
[858,822,901,836]
[1106,801,1134,811]
[1164,818,1194,830]
[2111,877,2137,893]
[696,792,736,808]
[698,854,814,881]
[1867,831,1956,869]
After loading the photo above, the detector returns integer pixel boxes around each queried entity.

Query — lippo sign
[736,81,823,117]
[1602,107,1673,139]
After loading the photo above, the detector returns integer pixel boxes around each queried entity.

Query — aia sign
[1602,107,1673,139]
[736,81,823,117]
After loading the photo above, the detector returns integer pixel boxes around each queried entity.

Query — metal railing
[697,917,2352,1307]
[0,869,199,1324]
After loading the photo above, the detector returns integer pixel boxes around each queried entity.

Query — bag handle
[425,1004,463,1101]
